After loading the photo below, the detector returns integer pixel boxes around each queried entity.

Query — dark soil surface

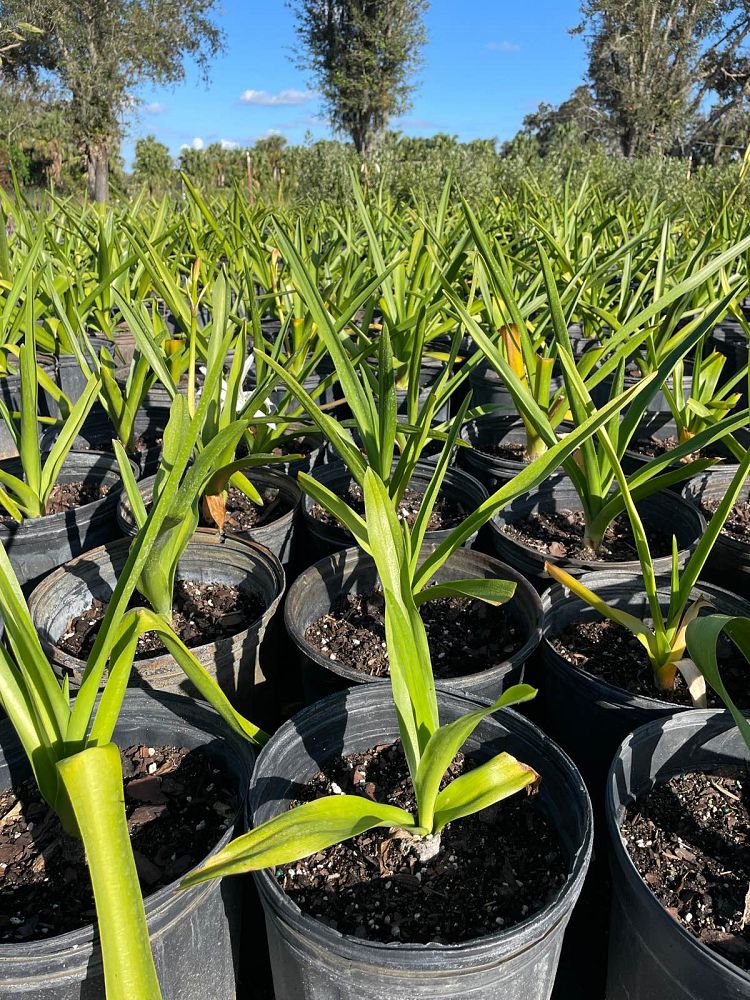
[58,580,266,660]
[479,441,531,464]
[276,740,566,944]
[309,482,465,531]
[630,435,733,461]
[199,485,293,533]
[304,589,524,679]
[501,508,672,561]
[0,743,235,942]
[550,618,747,706]
[0,481,113,524]
[703,496,750,543]
[622,766,750,969]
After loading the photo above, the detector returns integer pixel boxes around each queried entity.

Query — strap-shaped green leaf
[363,468,439,779]
[298,471,370,549]
[113,440,148,529]
[413,683,536,831]
[256,350,368,482]
[41,372,102,506]
[413,578,516,607]
[56,744,162,1000]
[432,750,539,833]
[686,614,750,752]
[180,794,420,889]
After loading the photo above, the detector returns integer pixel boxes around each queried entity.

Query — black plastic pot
[0,372,21,460]
[468,360,563,415]
[285,543,543,703]
[393,357,451,424]
[590,368,693,414]
[458,416,553,492]
[606,709,750,1000]
[39,408,165,479]
[251,684,593,1000]
[0,688,254,999]
[41,337,112,416]
[28,531,285,713]
[535,571,750,797]
[244,355,344,418]
[301,460,489,559]
[683,471,750,599]
[117,467,302,570]
[622,414,747,482]
[488,477,703,588]
[0,451,127,590]
[710,318,749,389]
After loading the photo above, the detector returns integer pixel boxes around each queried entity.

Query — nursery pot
[536,571,750,798]
[0,451,126,590]
[683,471,750,599]
[711,318,749,392]
[590,368,694,414]
[39,408,164,479]
[468,360,563,414]
[458,416,559,492]
[0,688,254,999]
[606,709,750,1000]
[251,684,593,1000]
[41,336,112,416]
[622,413,747,481]
[393,356,451,424]
[28,531,285,713]
[284,543,543,703]
[244,354,344,418]
[301,460,488,559]
[117,467,303,570]
[0,372,22,459]
[488,477,703,588]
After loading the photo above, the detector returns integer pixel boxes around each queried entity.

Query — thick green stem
[56,744,162,1000]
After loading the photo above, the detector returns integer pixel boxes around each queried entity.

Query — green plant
[180,466,539,884]
[449,228,750,551]
[544,438,750,698]
[686,613,750,747]
[0,318,102,520]
[0,393,266,1000]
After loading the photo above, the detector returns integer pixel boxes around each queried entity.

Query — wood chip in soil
[276,740,565,944]
[199,485,293,533]
[622,766,750,969]
[501,508,671,561]
[57,579,266,661]
[304,589,524,679]
[702,495,750,544]
[310,482,465,531]
[550,618,748,706]
[0,744,235,942]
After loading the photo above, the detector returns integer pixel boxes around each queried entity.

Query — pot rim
[251,684,593,965]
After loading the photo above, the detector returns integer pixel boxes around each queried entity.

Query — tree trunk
[87,142,109,203]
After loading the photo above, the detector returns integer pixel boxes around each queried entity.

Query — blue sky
[123,0,587,165]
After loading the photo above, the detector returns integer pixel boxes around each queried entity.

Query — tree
[1,0,224,201]
[132,134,173,196]
[575,1,750,158]
[513,85,613,156]
[289,0,428,157]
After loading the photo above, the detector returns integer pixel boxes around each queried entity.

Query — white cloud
[180,137,205,151]
[486,41,520,53]
[239,88,316,107]
[220,138,240,150]
[145,102,166,114]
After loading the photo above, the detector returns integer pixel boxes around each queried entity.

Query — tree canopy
[289,0,428,156]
